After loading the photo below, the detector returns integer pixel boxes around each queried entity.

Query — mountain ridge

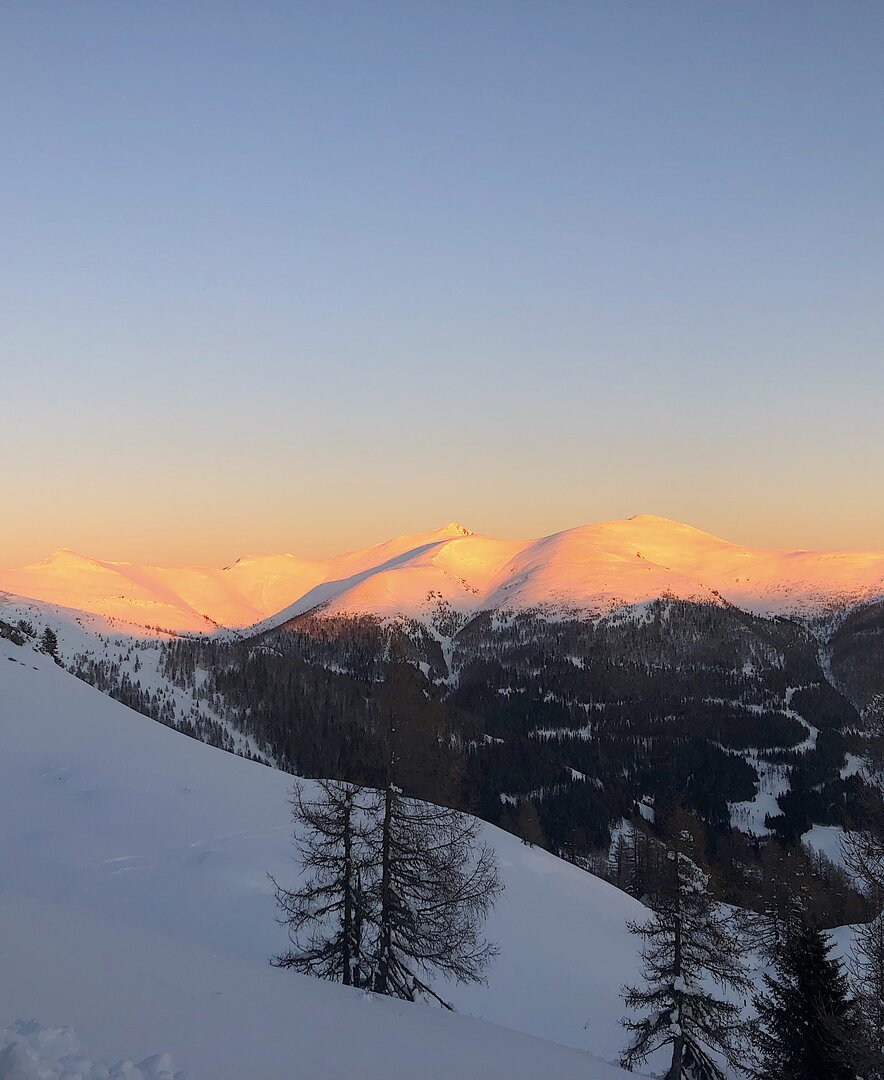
[3,515,884,636]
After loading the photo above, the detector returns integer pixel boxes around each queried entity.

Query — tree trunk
[353,866,364,990]
[666,1035,684,1080]
[374,783,394,994]
[342,792,353,986]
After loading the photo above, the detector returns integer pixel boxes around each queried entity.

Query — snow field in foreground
[0,1020,182,1080]
[0,637,635,1078]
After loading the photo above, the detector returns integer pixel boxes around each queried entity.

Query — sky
[2,1,883,568]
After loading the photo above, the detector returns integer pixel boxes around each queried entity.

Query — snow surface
[0,596,268,764]
[802,825,850,869]
[0,1019,183,1080]
[0,635,638,1079]
[729,759,790,837]
[4,515,884,636]
[0,525,476,634]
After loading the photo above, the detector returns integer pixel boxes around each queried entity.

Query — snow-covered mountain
[0,631,638,1079]
[0,524,474,634]
[1,543,870,1077]
[3,515,880,892]
[3,516,884,637]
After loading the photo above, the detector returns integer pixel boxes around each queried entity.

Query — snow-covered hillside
[0,524,474,634]
[0,634,641,1079]
[4,516,884,637]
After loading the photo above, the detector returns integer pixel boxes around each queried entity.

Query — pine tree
[271,779,370,987]
[752,920,864,1079]
[620,835,750,1080]
[370,782,502,1007]
[40,626,59,662]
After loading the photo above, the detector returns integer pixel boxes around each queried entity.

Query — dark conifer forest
[68,596,870,929]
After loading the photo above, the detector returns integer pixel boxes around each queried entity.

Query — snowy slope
[0,524,475,634]
[0,635,641,1079]
[0,593,271,763]
[5,516,884,637]
[0,549,218,634]
[265,515,884,627]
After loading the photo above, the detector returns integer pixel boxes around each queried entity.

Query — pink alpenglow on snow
[2,516,883,636]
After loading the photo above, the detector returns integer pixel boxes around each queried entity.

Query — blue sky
[2,2,883,564]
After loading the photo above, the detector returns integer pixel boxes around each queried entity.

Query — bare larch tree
[271,778,370,987]
[370,781,502,1007]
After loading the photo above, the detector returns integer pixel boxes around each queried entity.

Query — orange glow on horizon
[4,501,884,575]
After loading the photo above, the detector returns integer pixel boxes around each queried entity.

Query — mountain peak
[40,548,106,569]
[620,514,733,545]
[227,552,300,568]
[628,514,680,525]
[438,522,473,537]
[625,513,711,532]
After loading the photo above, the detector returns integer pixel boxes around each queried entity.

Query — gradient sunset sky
[2,2,883,568]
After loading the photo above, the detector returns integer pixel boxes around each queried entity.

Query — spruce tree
[752,920,864,1080]
[40,626,59,662]
[620,835,750,1080]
